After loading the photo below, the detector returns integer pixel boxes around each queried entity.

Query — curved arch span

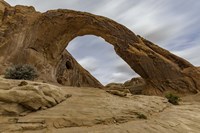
[28,10,196,94]
[0,6,199,95]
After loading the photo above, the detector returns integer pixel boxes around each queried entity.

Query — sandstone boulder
[105,77,145,95]
[123,77,146,95]
[123,77,145,87]
[106,90,127,97]
[0,77,70,115]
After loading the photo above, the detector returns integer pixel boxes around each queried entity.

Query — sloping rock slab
[0,77,70,115]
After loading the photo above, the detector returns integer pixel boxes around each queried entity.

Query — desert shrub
[165,93,180,105]
[4,64,38,80]
[135,112,147,119]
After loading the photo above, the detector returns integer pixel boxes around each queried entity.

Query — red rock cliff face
[0,1,199,95]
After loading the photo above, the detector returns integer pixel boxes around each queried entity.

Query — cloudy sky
[6,0,200,85]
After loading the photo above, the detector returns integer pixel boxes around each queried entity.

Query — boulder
[106,90,127,97]
[0,77,70,115]
[105,78,145,95]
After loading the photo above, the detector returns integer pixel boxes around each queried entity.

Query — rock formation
[0,76,70,116]
[105,77,145,95]
[56,50,102,87]
[0,1,200,95]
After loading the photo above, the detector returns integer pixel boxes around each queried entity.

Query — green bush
[4,64,38,80]
[165,93,180,105]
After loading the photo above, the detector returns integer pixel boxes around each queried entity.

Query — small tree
[4,64,38,80]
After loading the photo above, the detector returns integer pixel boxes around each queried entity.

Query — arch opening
[65,35,140,86]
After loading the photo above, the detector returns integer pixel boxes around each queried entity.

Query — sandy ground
[1,87,200,133]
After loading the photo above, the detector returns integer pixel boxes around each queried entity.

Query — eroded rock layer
[0,1,200,95]
[0,77,70,116]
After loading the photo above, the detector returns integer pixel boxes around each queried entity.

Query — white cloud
[78,57,98,72]
[173,37,200,66]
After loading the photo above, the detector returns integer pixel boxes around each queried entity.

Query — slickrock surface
[1,85,200,133]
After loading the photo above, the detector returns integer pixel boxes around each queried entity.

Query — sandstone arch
[0,2,200,95]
